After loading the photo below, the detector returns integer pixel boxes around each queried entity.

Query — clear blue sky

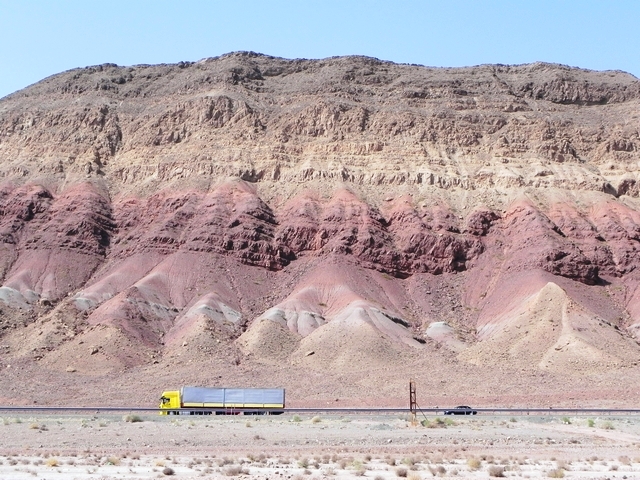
[1,0,638,98]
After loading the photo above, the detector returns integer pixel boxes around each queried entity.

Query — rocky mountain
[1,52,640,407]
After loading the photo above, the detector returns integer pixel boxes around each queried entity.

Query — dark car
[444,405,478,415]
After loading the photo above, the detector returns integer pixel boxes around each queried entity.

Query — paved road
[0,406,639,415]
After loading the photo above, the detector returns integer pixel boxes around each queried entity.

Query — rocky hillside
[1,52,640,407]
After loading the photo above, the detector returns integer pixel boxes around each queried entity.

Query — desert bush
[311,415,321,424]
[298,457,310,468]
[224,465,248,476]
[162,466,175,476]
[385,456,397,466]
[402,457,416,467]
[619,455,631,465]
[29,423,39,429]
[432,418,446,428]
[602,421,614,430]
[396,466,408,477]
[292,415,302,422]
[587,418,595,427]
[488,465,504,477]
[338,459,347,469]
[407,473,422,480]
[547,469,565,478]
[123,414,143,423]
[562,417,571,424]
[467,458,481,470]
[224,465,240,476]
[105,456,120,466]
[45,458,59,467]
[610,465,619,471]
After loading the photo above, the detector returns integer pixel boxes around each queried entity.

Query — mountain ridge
[1,53,640,406]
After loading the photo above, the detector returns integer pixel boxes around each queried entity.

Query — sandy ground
[0,412,640,479]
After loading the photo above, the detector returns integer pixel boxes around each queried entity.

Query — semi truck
[160,387,285,415]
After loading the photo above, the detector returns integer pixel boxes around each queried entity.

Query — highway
[0,406,640,415]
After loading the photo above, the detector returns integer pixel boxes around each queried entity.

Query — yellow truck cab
[159,390,180,414]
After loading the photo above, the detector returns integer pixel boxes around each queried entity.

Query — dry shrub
[402,457,416,467]
[488,465,504,477]
[105,456,120,466]
[123,414,143,423]
[162,466,175,476]
[224,465,243,476]
[396,466,408,477]
[311,416,321,423]
[45,458,59,467]
[407,474,422,480]
[619,456,631,465]
[467,458,481,470]
[217,457,233,467]
[547,469,565,478]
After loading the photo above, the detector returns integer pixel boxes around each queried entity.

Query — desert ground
[1,412,640,479]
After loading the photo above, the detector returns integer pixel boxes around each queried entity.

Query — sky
[0,0,638,98]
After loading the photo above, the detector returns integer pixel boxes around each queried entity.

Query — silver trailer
[180,387,285,414]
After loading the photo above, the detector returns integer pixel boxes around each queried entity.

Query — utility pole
[409,379,417,425]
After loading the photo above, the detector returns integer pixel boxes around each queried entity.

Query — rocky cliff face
[1,53,640,406]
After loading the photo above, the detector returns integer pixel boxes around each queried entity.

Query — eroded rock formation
[1,53,640,405]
